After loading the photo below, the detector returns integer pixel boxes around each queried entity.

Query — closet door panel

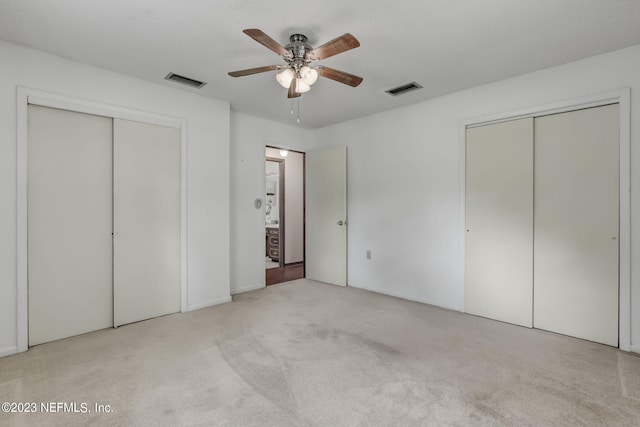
[113,119,181,327]
[534,104,619,346]
[465,118,534,327]
[28,105,113,345]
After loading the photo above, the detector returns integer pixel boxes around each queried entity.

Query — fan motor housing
[286,34,312,59]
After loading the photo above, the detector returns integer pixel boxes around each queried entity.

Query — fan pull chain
[290,100,294,115]
[297,99,301,123]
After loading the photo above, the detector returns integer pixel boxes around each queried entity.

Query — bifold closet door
[465,118,533,327]
[28,105,113,345]
[534,105,619,346]
[113,119,181,327]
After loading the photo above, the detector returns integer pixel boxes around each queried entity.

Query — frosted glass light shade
[300,66,318,85]
[296,79,311,93]
[276,68,294,88]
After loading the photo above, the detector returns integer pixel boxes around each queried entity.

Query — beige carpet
[1,279,639,426]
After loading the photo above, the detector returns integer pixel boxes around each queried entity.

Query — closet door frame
[459,88,631,351]
[16,87,188,353]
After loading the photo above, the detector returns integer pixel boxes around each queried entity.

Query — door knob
[337,220,345,226]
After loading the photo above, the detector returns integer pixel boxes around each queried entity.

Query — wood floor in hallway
[266,263,304,286]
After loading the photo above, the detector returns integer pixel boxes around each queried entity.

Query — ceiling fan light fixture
[300,66,318,85]
[295,79,311,93]
[229,29,363,104]
[276,68,294,88]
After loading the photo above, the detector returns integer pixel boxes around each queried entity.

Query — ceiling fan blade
[228,65,279,77]
[288,78,301,98]
[243,29,290,57]
[306,33,360,61]
[317,66,363,87]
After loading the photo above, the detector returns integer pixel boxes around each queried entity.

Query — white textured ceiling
[1,0,640,129]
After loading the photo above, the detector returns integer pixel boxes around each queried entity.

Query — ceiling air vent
[164,72,207,89]
[385,82,423,96]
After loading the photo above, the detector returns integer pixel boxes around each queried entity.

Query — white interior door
[28,105,113,345]
[465,118,534,327]
[113,119,181,327]
[306,146,347,286]
[534,104,619,346]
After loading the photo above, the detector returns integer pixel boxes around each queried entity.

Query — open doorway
[265,146,305,285]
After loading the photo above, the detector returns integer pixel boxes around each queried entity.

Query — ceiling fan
[228,29,363,98]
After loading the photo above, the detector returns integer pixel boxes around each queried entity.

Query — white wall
[283,150,304,264]
[230,112,313,294]
[314,44,640,352]
[0,40,231,356]
[265,147,304,264]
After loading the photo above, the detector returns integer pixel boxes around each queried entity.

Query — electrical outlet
[366,250,371,260]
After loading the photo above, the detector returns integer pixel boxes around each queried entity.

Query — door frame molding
[458,88,631,351]
[16,87,189,353]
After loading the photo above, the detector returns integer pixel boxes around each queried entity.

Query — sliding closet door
[534,105,619,346]
[465,118,534,327]
[28,105,113,345]
[113,119,181,327]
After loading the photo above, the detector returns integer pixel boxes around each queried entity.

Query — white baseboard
[630,344,640,354]
[187,296,232,312]
[0,346,18,358]
[348,283,463,312]
[231,283,265,295]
